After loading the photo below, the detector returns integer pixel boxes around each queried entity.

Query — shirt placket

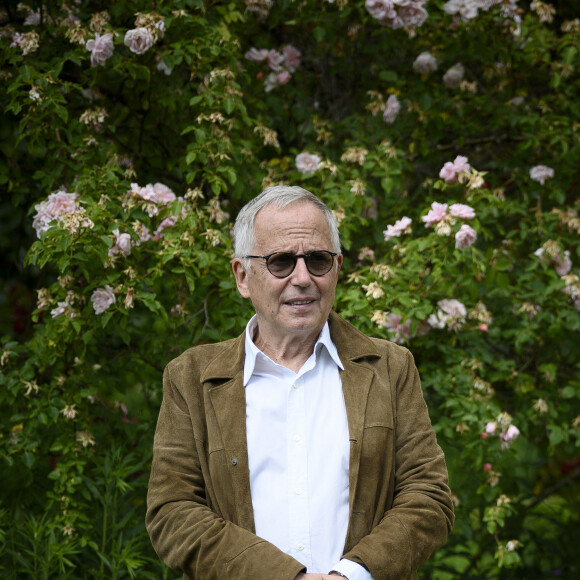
[287,375,311,569]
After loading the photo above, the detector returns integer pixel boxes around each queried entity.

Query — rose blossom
[443,0,479,20]
[399,2,429,29]
[109,229,132,258]
[439,155,470,183]
[86,33,114,67]
[91,285,116,315]
[413,51,438,74]
[422,202,448,227]
[383,216,412,241]
[32,191,80,237]
[455,224,477,249]
[383,94,401,124]
[282,44,301,72]
[152,182,176,204]
[276,71,291,86]
[365,0,396,21]
[449,202,475,219]
[553,250,572,276]
[295,152,321,174]
[384,313,413,344]
[485,421,497,434]
[124,27,154,55]
[529,165,555,185]
[443,63,465,88]
[428,298,467,330]
[267,49,285,72]
[500,424,520,449]
[245,47,269,62]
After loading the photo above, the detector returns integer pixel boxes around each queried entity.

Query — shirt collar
[243,315,344,386]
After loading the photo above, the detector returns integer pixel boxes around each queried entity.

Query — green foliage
[1,0,579,578]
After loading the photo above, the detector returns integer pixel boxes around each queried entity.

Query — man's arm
[341,348,454,580]
[146,365,305,580]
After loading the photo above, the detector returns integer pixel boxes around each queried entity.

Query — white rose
[124,28,154,55]
[91,285,116,315]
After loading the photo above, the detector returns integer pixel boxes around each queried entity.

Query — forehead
[253,201,331,252]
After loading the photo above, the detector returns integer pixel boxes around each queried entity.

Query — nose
[290,256,312,285]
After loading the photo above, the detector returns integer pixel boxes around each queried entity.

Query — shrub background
[1,1,579,578]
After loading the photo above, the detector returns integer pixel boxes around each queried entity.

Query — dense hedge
[1,1,579,578]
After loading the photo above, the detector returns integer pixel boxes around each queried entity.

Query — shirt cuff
[330,558,374,580]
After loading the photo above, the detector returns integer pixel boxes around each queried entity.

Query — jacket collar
[201,310,380,383]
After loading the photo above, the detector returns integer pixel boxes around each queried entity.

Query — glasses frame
[243,250,338,278]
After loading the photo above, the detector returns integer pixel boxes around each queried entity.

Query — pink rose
[32,191,80,237]
[439,155,470,183]
[529,165,555,185]
[86,33,114,67]
[153,216,178,239]
[276,71,291,85]
[383,94,401,124]
[124,28,154,55]
[365,0,395,21]
[449,203,475,219]
[267,50,285,72]
[152,183,176,205]
[413,51,438,74]
[282,44,301,73]
[439,298,466,319]
[399,2,429,29]
[500,424,520,448]
[443,0,479,20]
[91,285,116,315]
[422,202,448,227]
[384,313,413,344]
[109,229,132,258]
[245,48,269,62]
[455,224,477,249]
[553,250,572,276]
[295,152,321,174]
[383,216,412,241]
[443,63,464,88]
[485,421,496,434]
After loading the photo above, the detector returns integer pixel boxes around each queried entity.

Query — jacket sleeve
[145,363,305,580]
[342,348,455,580]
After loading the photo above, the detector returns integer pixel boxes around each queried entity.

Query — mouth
[285,299,315,306]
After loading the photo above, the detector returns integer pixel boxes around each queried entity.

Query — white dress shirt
[244,316,374,580]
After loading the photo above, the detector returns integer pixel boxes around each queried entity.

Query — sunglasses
[244,250,338,278]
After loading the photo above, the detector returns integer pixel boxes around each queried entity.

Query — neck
[253,328,319,373]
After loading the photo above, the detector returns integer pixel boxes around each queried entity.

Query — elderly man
[146,185,454,580]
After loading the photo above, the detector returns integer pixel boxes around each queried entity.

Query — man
[146,185,454,579]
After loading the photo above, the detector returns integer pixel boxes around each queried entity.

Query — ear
[336,253,343,273]
[232,258,251,299]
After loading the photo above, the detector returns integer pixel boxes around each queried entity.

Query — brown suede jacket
[146,312,454,579]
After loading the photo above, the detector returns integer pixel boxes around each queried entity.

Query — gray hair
[233,186,342,260]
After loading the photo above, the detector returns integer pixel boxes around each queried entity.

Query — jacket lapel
[328,312,381,523]
[202,333,256,532]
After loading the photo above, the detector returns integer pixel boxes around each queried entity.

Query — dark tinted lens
[306,251,333,275]
[267,253,295,276]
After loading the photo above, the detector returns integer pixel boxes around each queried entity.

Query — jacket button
[231,458,238,466]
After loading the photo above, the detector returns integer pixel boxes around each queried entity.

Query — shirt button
[293,435,300,442]
[297,543,304,551]
[291,382,298,389]
[231,458,238,466]
[295,487,303,495]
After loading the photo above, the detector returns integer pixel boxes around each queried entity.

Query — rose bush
[1,1,579,578]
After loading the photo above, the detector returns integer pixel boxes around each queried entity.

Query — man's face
[232,201,342,345]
